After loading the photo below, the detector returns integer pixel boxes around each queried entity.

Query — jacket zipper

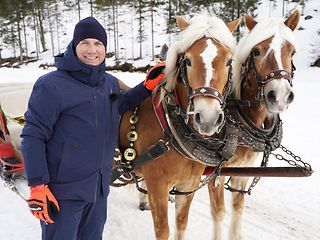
[93,95,98,128]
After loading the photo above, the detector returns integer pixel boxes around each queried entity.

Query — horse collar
[226,103,283,152]
[152,88,238,166]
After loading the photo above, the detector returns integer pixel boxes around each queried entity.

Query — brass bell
[129,115,138,124]
[124,148,136,161]
[127,131,138,142]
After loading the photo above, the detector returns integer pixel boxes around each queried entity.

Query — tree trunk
[112,1,118,61]
[77,0,81,21]
[16,13,24,62]
[90,0,93,16]
[131,5,134,60]
[55,3,61,54]
[22,14,28,58]
[138,1,142,59]
[11,24,16,58]
[34,0,47,52]
[33,8,39,60]
[150,1,154,60]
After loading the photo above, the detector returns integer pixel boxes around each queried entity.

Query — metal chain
[271,144,312,172]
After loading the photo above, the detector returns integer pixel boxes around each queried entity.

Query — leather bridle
[177,54,233,122]
[238,49,296,106]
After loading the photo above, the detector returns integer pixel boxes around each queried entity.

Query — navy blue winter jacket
[21,42,150,202]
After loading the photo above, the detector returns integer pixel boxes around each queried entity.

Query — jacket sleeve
[117,81,150,115]
[20,79,61,186]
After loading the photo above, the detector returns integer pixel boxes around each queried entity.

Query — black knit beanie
[73,17,107,48]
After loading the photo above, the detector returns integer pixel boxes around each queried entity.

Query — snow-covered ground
[0,65,319,240]
[1,0,320,239]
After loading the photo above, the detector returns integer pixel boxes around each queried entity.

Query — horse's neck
[244,105,271,129]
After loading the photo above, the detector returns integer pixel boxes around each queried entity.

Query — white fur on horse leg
[229,210,244,240]
[212,211,224,240]
[174,195,187,240]
[208,183,225,240]
[174,229,185,240]
[229,177,247,240]
[138,181,150,211]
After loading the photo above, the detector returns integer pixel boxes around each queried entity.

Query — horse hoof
[139,202,150,211]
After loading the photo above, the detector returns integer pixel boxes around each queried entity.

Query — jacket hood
[54,41,106,87]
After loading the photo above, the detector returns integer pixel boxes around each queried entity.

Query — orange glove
[144,61,166,91]
[27,184,60,223]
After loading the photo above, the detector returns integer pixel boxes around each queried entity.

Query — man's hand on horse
[27,184,60,224]
[144,61,166,91]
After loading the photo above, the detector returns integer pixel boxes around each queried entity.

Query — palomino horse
[119,14,240,240]
[207,11,300,240]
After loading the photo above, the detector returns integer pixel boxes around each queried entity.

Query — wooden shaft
[208,167,313,177]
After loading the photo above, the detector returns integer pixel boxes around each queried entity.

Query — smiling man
[20,17,164,240]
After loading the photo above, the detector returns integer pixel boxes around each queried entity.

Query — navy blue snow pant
[40,192,107,240]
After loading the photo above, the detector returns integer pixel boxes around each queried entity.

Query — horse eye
[291,50,296,57]
[252,48,260,57]
[185,58,191,66]
[226,59,232,66]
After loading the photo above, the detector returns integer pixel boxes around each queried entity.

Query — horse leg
[138,181,150,211]
[146,181,170,240]
[208,176,226,240]
[229,176,249,240]
[138,180,174,211]
[174,193,195,240]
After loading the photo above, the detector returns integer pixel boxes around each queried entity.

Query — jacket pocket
[57,141,83,181]
[56,140,100,182]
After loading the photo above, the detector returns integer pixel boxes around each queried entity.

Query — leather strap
[110,140,170,184]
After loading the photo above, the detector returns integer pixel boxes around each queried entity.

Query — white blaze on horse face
[269,35,284,69]
[200,39,217,87]
[264,36,294,113]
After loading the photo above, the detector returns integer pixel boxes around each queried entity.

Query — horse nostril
[287,91,294,104]
[216,112,224,126]
[195,113,201,124]
[267,90,277,103]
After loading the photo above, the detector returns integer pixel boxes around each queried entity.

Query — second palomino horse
[208,11,300,240]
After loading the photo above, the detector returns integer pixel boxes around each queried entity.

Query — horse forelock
[163,14,236,96]
[232,17,298,99]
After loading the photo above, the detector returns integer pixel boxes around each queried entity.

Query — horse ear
[244,14,257,31]
[284,10,300,31]
[176,16,189,31]
[226,17,242,33]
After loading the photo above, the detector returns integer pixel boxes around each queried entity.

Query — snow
[1,0,320,239]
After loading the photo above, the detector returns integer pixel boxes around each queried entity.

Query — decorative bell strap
[189,87,223,104]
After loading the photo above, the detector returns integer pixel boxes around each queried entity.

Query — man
[21,17,164,240]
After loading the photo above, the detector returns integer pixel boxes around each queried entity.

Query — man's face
[75,38,106,66]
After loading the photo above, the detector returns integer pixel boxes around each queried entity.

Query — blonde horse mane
[160,13,237,100]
